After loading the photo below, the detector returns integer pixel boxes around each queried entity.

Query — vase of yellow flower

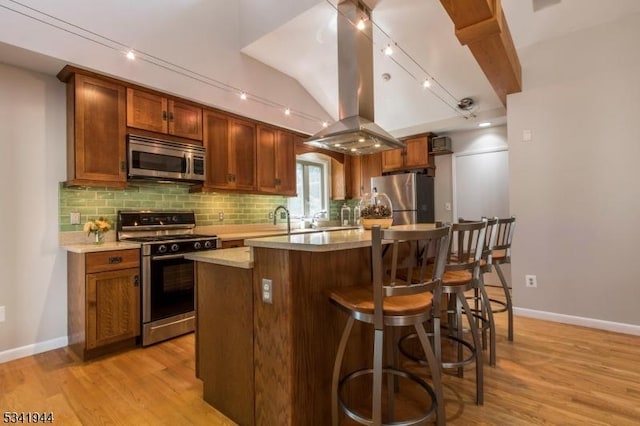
[83,217,112,244]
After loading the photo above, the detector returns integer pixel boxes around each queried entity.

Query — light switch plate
[70,212,81,225]
[261,279,273,304]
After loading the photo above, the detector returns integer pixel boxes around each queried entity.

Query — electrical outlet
[218,211,224,221]
[445,202,452,211]
[261,279,273,304]
[70,212,81,225]
[269,212,274,220]
[280,211,287,219]
[0,306,5,322]
[525,274,537,288]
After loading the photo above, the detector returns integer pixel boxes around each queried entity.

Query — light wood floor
[2,287,639,425]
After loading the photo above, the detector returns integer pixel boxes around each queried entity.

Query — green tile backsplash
[59,182,357,231]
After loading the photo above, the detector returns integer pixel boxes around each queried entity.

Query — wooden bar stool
[399,220,487,405]
[458,217,499,366]
[329,225,451,426]
[491,216,516,341]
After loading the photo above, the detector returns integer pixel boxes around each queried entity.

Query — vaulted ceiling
[1,0,639,137]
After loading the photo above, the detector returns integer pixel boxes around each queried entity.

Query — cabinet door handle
[162,110,168,121]
[120,161,126,172]
[108,256,123,264]
[134,275,139,287]
[169,112,174,122]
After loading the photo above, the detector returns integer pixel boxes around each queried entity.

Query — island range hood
[305,0,404,155]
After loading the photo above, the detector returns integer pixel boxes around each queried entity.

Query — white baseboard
[0,336,68,364]
[514,307,640,336]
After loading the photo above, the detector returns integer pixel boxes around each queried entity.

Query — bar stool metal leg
[332,316,354,426]
[494,263,514,341]
[458,292,484,405]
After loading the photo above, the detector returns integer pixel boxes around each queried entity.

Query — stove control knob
[158,245,168,254]
[171,243,180,252]
[194,241,202,250]
[204,240,213,249]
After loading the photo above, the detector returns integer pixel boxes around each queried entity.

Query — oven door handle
[151,253,186,261]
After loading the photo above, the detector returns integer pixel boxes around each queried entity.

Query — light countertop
[61,241,141,254]
[185,247,253,269]
[214,225,359,241]
[244,228,373,252]
[243,223,438,253]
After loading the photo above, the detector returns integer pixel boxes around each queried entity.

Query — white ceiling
[1,0,640,136]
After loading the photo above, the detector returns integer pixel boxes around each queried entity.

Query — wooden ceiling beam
[439,0,522,106]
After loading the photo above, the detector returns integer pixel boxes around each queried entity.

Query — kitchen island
[187,229,378,425]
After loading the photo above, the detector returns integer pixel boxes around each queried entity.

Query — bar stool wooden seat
[329,225,451,426]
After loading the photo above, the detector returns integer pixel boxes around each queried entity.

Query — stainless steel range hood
[305,0,404,155]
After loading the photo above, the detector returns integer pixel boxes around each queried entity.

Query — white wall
[433,126,510,287]
[0,0,330,135]
[240,0,322,47]
[508,13,640,330]
[434,126,509,223]
[0,63,68,361]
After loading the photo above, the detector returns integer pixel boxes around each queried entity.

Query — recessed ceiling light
[126,50,136,61]
[350,148,357,152]
[374,143,381,148]
[335,143,341,147]
[358,137,365,142]
[478,122,491,127]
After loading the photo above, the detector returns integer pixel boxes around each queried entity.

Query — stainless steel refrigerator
[371,173,434,225]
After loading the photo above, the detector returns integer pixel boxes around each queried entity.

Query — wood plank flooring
[1,287,639,425]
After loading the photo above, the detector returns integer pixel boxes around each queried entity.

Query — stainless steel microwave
[127,134,206,183]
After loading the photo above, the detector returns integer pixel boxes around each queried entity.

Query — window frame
[289,154,331,219]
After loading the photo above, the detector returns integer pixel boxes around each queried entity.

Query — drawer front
[86,249,140,273]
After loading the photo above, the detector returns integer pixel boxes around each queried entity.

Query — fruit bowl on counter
[359,192,393,230]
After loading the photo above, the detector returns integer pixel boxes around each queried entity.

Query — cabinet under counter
[190,247,254,426]
[67,248,141,360]
[191,237,374,425]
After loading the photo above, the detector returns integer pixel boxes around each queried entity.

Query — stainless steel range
[117,211,219,346]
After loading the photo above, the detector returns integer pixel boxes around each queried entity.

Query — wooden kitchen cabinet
[127,88,203,141]
[257,126,296,195]
[382,134,433,172]
[58,70,127,188]
[198,109,256,192]
[348,152,382,198]
[67,248,140,360]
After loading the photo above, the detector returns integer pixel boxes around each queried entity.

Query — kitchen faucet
[273,205,291,234]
